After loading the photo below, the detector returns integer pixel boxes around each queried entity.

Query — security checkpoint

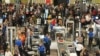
[4,20,79,56]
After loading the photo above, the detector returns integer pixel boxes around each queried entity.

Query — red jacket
[51,19,56,26]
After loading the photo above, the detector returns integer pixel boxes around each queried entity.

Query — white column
[79,22,81,37]
[27,29,30,47]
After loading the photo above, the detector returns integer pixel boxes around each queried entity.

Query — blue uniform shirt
[88,32,93,38]
[38,45,45,53]
[15,39,22,47]
[43,36,49,44]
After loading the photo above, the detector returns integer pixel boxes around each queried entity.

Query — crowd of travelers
[0,0,100,56]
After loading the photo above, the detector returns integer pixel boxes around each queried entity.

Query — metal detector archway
[66,21,74,41]
[6,27,16,53]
